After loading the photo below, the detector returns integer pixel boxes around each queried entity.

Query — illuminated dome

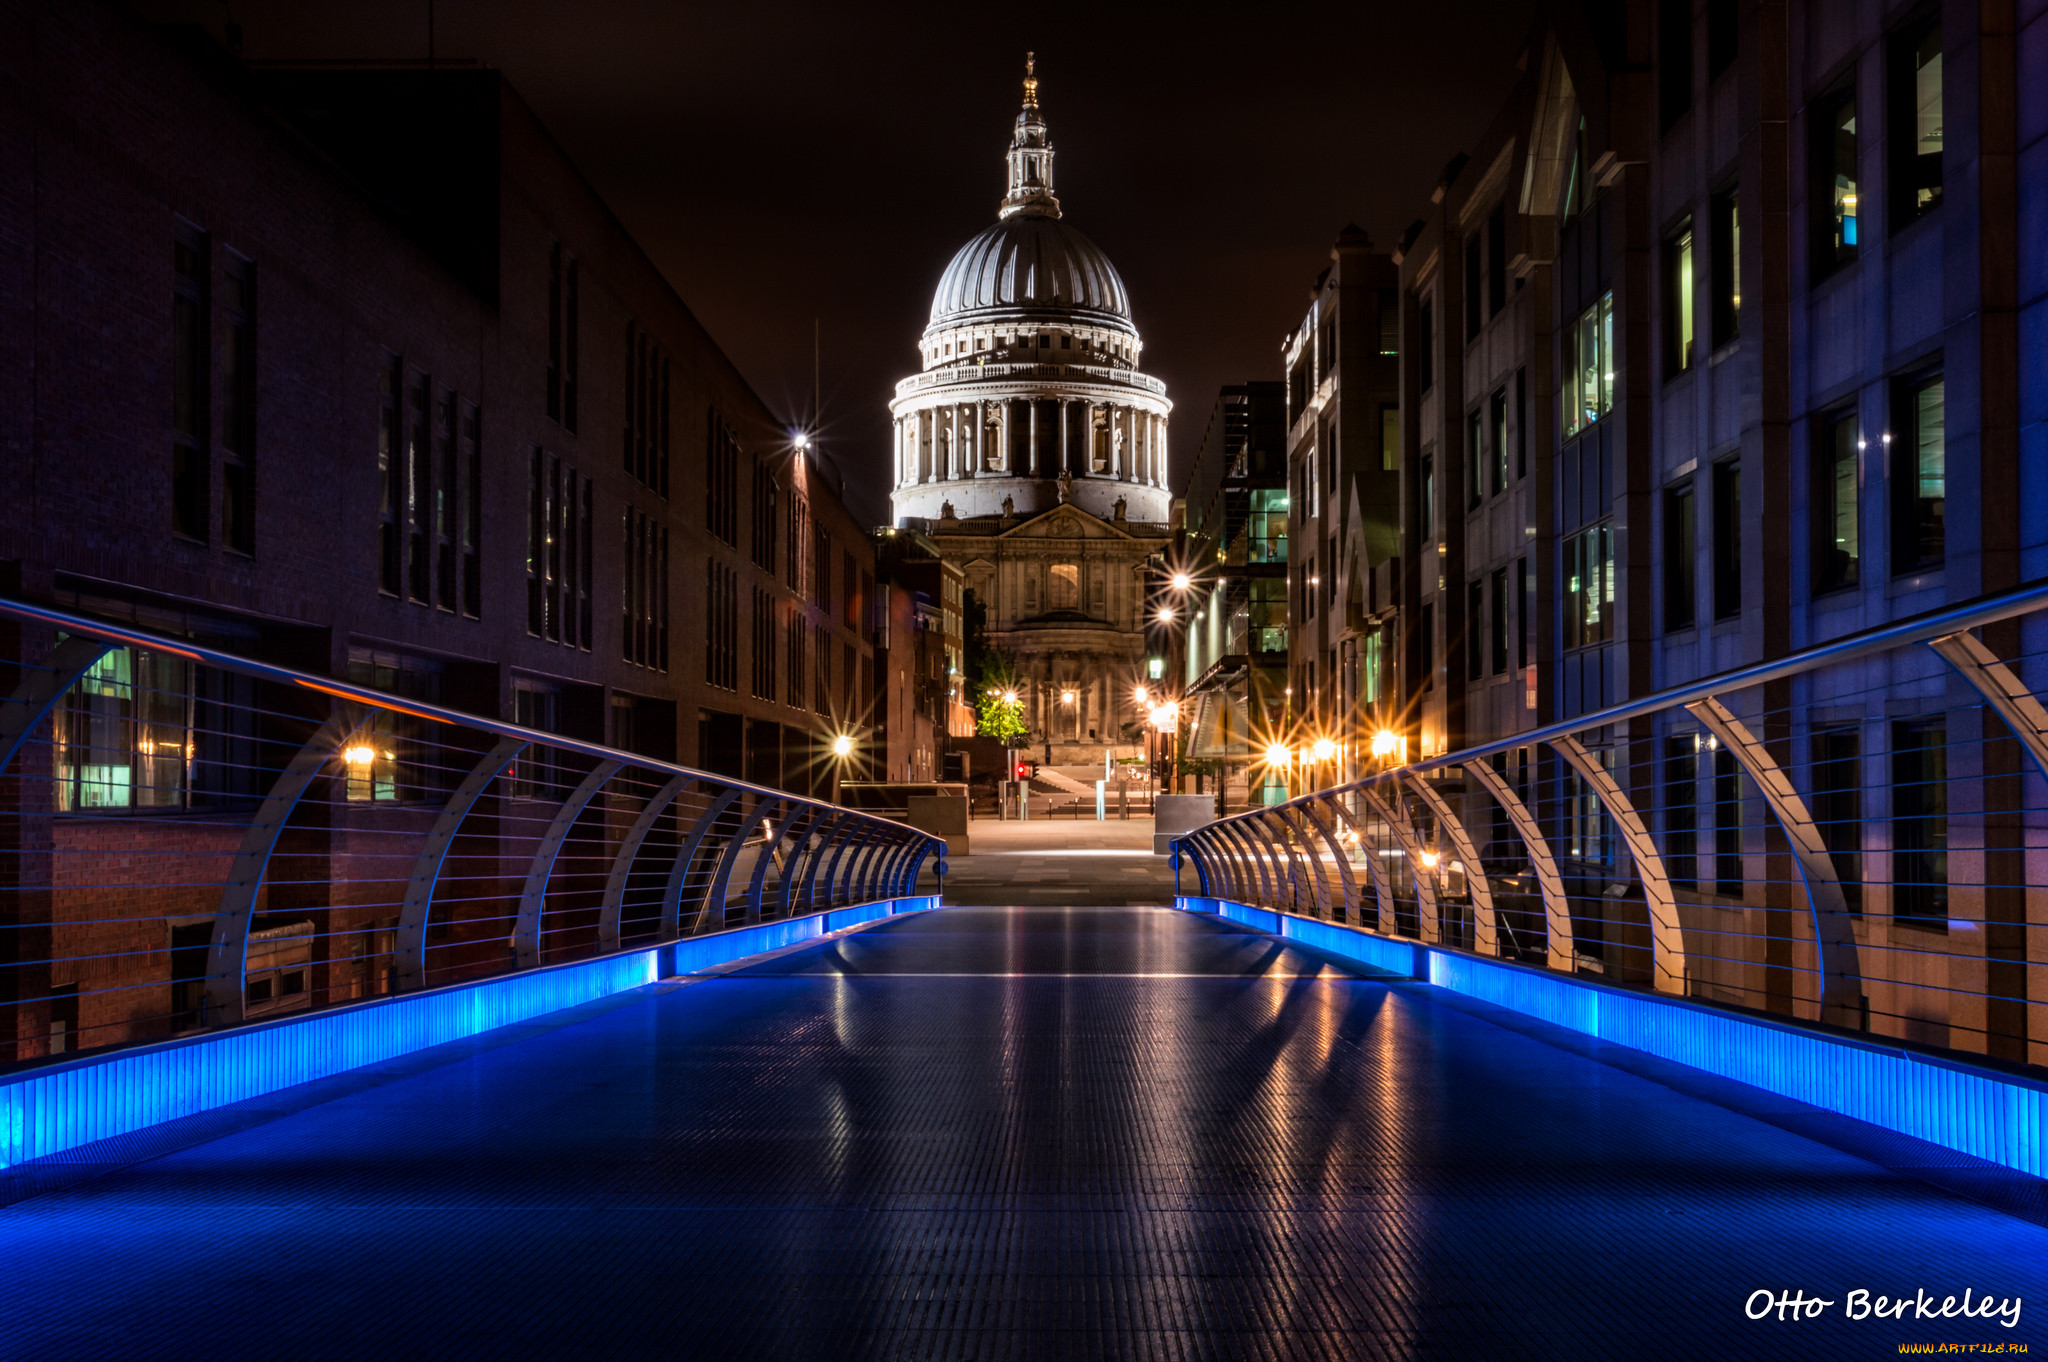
[928,216,1134,336]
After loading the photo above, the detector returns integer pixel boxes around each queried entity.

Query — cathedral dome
[928,216,1134,335]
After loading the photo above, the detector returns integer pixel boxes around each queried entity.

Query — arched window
[1048,563,1080,611]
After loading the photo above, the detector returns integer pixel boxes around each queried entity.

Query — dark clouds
[144,0,1535,523]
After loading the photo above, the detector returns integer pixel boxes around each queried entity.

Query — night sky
[144,0,1535,524]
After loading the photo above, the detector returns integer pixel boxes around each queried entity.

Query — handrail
[0,593,944,1064]
[1174,573,2048,1064]
[0,595,904,830]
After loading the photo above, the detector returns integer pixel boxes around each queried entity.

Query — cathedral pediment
[999,505,1131,541]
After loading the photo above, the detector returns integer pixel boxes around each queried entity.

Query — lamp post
[830,731,854,804]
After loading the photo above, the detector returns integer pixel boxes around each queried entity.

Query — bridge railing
[1174,578,2048,1066]
[0,598,943,1066]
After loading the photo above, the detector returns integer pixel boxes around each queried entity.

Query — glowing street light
[831,733,854,759]
[1149,701,1180,730]
[1002,689,1018,705]
[342,744,377,768]
[1370,729,1400,759]
[1169,571,1192,591]
[1059,689,1077,705]
[1155,607,1175,623]
[1133,685,1149,705]
[1419,850,1441,871]
[1264,741,1292,768]
[792,431,811,450]
[1310,736,1337,763]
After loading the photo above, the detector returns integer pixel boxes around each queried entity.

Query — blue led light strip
[1178,896,2048,1179]
[0,896,937,1170]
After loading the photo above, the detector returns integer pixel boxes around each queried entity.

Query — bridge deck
[2,906,2040,1360]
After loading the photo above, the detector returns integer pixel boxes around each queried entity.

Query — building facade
[888,60,1173,768]
[1346,0,2045,1065]
[1181,384,1289,809]
[0,1,876,1058]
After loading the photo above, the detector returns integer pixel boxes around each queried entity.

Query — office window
[1514,368,1528,478]
[1659,0,1692,130]
[54,649,191,811]
[1378,289,1398,355]
[1380,404,1399,472]
[707,411,739,548]
[706,559,737,691]
[1891,718,1947,931]
[1667,226,1695,374]
[172,227,209,543]
[1892,374,1945,574]
[1664,736,1698,890]
[786,495,808,594]
[513,682,567,801]
[1049,562,1080,611]
[407,372,430,604]
[1890,19,1943,222]
[751,586,776,701]
[1664,482,1696,631]
[623,506,669,672]
[813,524,832,612]
[1466,409,1484,510]
[1815,410,1860,593]
[1489,388,1508,495]
[1288,357,1309,424]
[434,389,457,611]
[1711,190,1741,346]
[1563,522,1614,650]
[1712,461,1741,618]
[1812,726,1862,910]
[461,404,482,618]
[1714,746,1743,896]
[1419,452,1436,543]
[786,611,807,709]
[1417,299,1434,391]
[545,242,562,422]
[1487,205,1507,318]
[1562,292,1615,437]
[1317,308,1336,378]
[221,255,254,554]
[1467,578,1484,682]
[1490,566,1509,675]
[377,355,401,594]
[1561,116,1589,221]
[527,451,588,647]
[1814,88,1859,275]
[842,550,859,629]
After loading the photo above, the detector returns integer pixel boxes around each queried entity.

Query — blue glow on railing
[1179,895,2048,1180]
[0,895,937,1171]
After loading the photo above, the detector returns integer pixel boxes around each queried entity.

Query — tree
[973,660,1028,747]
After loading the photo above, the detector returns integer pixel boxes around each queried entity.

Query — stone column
[948,405,960,480]
[1058,399,1069,476]
[1028,400,1038,478]
[1155,414,1166,487]
[970,405,982,475]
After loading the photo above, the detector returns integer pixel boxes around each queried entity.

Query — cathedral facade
[888,58,1173,767]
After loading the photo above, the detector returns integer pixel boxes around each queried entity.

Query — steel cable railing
[0,597,943,1066]
[1173,578,2048,1066]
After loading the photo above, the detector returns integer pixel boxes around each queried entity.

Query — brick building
[0,1,877,1057]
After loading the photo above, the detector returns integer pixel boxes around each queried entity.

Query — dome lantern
[1001,53,1060,221]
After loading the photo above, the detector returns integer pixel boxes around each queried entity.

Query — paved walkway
[937,814,1177,906]
[2,906,2042,1359]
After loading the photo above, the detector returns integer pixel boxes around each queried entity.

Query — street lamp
[1155,606,1174,623]
[1169,571,1192,591]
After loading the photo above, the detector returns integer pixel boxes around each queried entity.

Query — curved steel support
[661,785,743,941]
[1463,758,1574,970]
[395,736,526,992]
[1319,795,1399,934]
[744,802,816,924]
[792,811,851,914]
[1403,773,1499,958]
[1549,734,1685,993]
[1929,630,2048,786]
[205,720,346,1026]
[1358,785,1439,943]
[1216,820,1274,906]
[781,810,839,917]
[1684,697,1863,1023]
[692,795,779,935]
[0,635,112,778]
[598,774,693,953]
[817,824,874,910]
[1294,798,1359,924]
[512,758,623,968]
[1269,806,1318,913]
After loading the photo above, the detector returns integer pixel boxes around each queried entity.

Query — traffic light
[1015,761,1035,781]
